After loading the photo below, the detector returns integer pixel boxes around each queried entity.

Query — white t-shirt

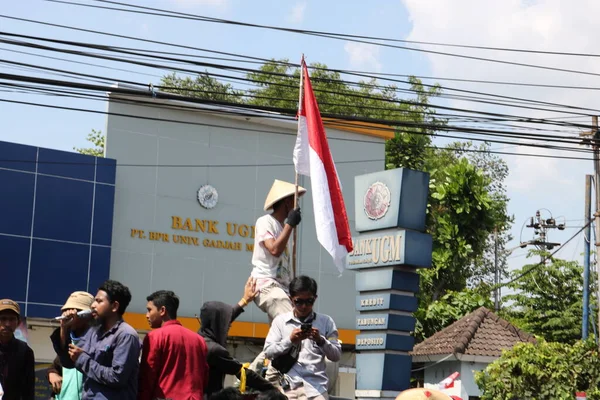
[251,214,292,289]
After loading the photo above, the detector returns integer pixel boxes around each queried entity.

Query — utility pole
[521,210,563,263]
[494,228,499,312]
[583,174,592,340]
[579,116,600,344]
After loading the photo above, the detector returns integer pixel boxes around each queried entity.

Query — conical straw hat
[395,388,454,400]
[264,179,306,211]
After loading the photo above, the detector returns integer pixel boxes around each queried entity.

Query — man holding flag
[249,56,354,389]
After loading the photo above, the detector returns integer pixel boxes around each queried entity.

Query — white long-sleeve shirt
[264,311,342,397]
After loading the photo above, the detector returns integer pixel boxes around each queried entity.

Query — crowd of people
[0,180,342,400]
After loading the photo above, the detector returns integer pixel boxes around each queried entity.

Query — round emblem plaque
[363,181,391,220]
[197,185,218,209]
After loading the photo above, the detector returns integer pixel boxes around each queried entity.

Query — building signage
[352,168,432,396]
[356,315,388,329]
[356,334,386,350]
[347,229,432,269]
[356,293,418,313]
[355,333,415,352]
[356,313,416,332]
[129,216,256,252]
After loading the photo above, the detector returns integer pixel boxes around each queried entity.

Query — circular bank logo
[197,184,218,209]
[363,181,391,220]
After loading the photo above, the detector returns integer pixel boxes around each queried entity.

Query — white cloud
[401,0,598,194]
[344,42,382,72]
[401,0,599,263]
[288,1,307,24]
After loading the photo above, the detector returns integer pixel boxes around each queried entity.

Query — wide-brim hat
[61,291,94,311]
[264,179,306,211]
[395,388,454,400]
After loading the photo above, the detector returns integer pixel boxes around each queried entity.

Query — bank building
[0,85,391,398]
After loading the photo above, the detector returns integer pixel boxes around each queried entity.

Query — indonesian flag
[576,393,587,400]
[293,61,353,273]
[439,372,459,390]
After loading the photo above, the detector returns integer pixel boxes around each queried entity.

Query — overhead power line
[44,0,600,79]
[84,0,600,59]
[0,35,595,133]
[0,71,590,147]
[9,13,600,95]
[5,31,600,117]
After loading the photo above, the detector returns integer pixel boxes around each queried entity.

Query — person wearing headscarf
[199,278,275,398]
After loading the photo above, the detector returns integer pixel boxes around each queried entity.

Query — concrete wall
[423,360,488,399]
[423,360,462,398]
[104,94,385,329]
[460,361,487,399]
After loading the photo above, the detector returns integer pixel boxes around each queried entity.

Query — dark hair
[146,290,179,319]
[99,280,132,316]
[289,275,318,297]
[209,388,243,400]
[257,390,288,400]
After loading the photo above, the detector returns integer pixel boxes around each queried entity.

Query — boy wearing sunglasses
[263,276,341,400]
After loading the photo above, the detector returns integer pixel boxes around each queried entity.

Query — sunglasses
[293,298,316,306]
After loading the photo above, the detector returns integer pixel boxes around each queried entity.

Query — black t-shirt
[0,337,35,400]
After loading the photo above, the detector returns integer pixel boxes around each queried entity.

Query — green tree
[419,287,493,335]
[161,72,243,103]
[74,129,105,157]
[503,253,588,344]
[475,339,600,399]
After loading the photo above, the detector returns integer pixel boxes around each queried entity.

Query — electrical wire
[4,31,600,118]
[0,73,592,152]
[45,0,600,79]
[0,96,596,162]
[498,218,594,290]
[9,13,600,96]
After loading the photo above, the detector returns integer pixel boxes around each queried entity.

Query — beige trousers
[285,386,329,400]
[248,283,293,378]
[254,283,293,323]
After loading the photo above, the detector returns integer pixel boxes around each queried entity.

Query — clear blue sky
[2,0,592,284]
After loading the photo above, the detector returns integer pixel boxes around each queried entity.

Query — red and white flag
[439,372,459,390]
[293,61,353,273]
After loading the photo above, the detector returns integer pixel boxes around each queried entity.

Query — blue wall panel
[96,157,116,184]
[34,176,94,243]
[0,140,116,317]
[0,169,35,236]
[93,184,116,246]
[0,141,36,172]
[37,148,95,181]
[28,240,91,305]
[0,236,30,301]
[89,246,112,293]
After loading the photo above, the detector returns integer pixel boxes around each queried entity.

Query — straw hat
[395,388,454,400]
[263,179,306,211]
[61,291,94,311]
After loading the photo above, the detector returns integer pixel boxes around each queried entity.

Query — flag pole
[292,55,305,279]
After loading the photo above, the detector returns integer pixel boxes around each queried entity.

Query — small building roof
[412,307,536,359]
